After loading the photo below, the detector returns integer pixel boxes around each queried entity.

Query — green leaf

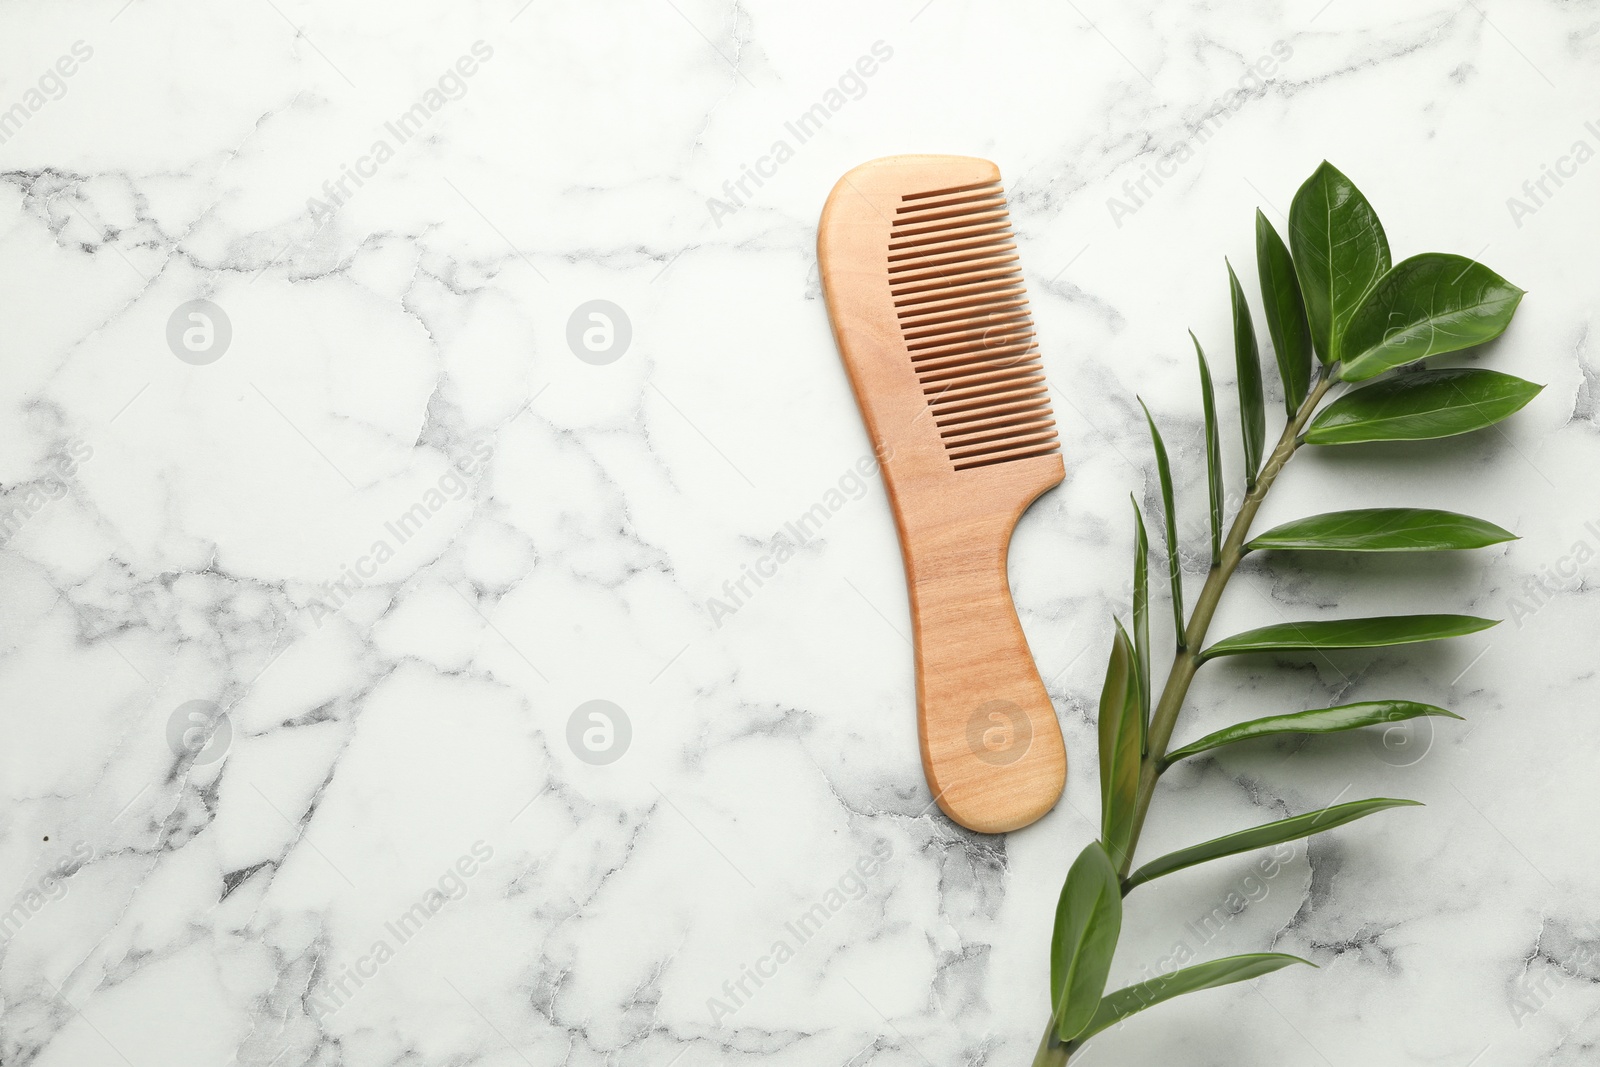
[1162,700,1461,765]
[1200,613,1496,661]
[1256,210,1313,415]
[1339,254,1525,382]
[1228,260,1265,489]
[1193,334,1224,567]
[1245,508,1516,553]
[1289,161,1391,364]
[1100,623,1142,870]
[1139,399,1185,650]
[1070,954,1313,1046]
[1130,496,1151,735]
[1305,369,1542,445]
[1051,841,1123,1042]
[1124,798,1420,890]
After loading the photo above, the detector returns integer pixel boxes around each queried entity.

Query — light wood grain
[818,155,1066,834]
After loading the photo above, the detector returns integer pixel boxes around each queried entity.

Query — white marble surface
[1,1,1597,1064]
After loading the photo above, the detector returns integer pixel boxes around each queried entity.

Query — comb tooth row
[888,182,1060,471]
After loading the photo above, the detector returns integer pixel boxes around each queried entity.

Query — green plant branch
[1032,162,1534,1067]
[1032,370,1336,1067]
[1121,368,1337,875]
[1035,1016,1069,1067]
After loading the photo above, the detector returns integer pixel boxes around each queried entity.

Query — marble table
[1,1,1596,1064]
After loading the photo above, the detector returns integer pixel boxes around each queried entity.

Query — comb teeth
[888,181,1060,472]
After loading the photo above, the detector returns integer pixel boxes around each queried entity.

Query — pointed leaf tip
[1129,495,1151,733]
[1200,613,1497,660]
[1139,400,1185,649]
[1163,700,1464,765]
[1100,623,1142,869]
[1256,209,1313,415]
[1289,163,1390,364]
[1229,260,1266,487]
[1245,508,1517,553]
[1307,370,1541,444]
[1051,842,1123,1042]
[1068,954,1314,1046]
[1340,253,1525,381]
[1124,798,1421,890]
[1194,336,1224,567]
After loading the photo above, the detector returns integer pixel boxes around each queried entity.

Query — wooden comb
[818,154,1066,834]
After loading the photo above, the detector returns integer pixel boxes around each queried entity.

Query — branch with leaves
[1035,162,1539,1065]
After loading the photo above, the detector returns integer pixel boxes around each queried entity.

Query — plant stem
[1121,370,1334,871]
[1033,1024,1071,1067]
[1030,370,1336,1067]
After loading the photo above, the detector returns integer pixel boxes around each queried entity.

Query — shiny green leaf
[1229,261,1265,489]
[1124,798,1420,890]
[1069,954,1313,1047]
[1139,399,1185,649]
[1339,254,1525,382]
[1100,623,1142,870]
[1052,841,1123,1042]
[1257,210,1313,415]
[1305,369,1542,445]
[1193,333,1224,566]
[1162,700,1461,765]
[1245,507,1516,553]
[1289,161,1390,364]
[1200,613,1495,661]
[1130,496,1151,735]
